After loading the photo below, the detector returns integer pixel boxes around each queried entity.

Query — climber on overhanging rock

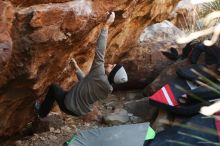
[34,12,128,118]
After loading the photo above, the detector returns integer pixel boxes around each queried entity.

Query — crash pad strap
[145,126,156,140]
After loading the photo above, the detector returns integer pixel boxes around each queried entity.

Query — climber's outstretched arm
[90,12,115,71]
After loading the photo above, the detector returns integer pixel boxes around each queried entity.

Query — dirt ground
[1,90,151,146]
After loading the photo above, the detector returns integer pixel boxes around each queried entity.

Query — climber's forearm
[69,58,85,80]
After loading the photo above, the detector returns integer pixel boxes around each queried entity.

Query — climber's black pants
[38,84,77,118]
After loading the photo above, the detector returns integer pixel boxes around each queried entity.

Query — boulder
[143,54,206,96]
[143,59,191,96]
[118,20,185,88]
[104,109,129,125]
[124,97,158,122]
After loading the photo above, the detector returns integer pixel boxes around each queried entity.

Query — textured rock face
[9,0,71,7]
[0,1,14,67]
[0,0,181,136]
